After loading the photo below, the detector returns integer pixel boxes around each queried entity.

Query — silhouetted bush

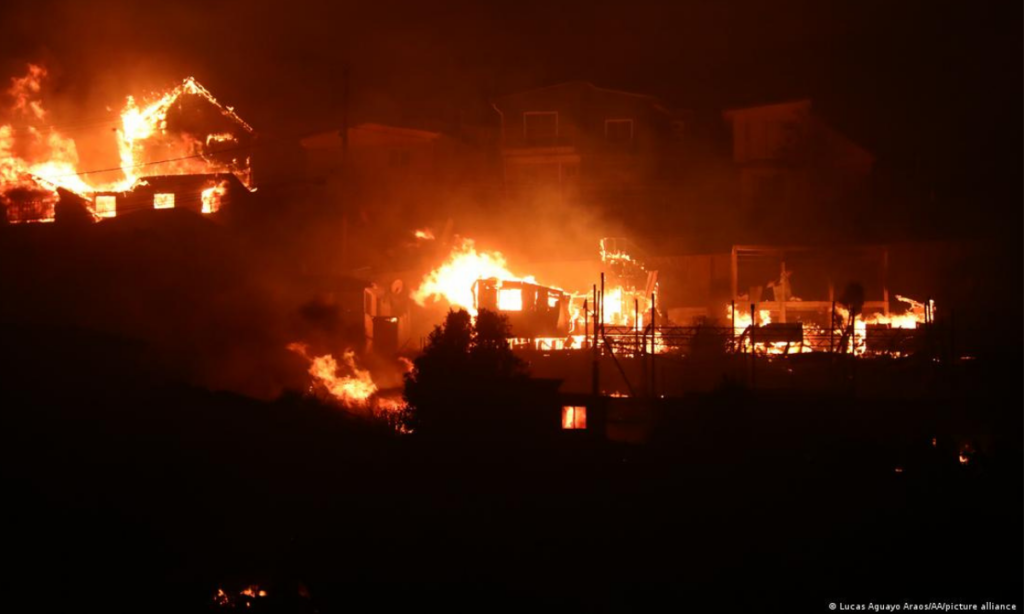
[403,308,528,435]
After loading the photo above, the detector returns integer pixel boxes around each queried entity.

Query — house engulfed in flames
[0,65,255,224]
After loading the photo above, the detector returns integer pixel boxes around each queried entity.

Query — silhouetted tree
[403,308,528,435]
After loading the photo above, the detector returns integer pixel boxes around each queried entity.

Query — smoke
[0,0,1016,398]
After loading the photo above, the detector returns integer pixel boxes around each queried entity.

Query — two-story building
[492,81,677,206]
[722,99,874,237]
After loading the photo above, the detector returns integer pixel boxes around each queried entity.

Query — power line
[33,142,257,181]
[29,127,325,184]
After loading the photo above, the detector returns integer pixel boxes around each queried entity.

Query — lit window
[498,288,523,311]
[201,182,227,214]
[153,193,175,209]
[95,195,116,218]
[562,406,587,430]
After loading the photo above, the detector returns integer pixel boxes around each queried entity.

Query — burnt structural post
[830,300,836,354]
[780,258,788,324]
[750,302,757,388]
[634,298,640,356]
[650,292,657,397]
[583,298,589,351]
[731,299,736,351]
[592,284,599,396]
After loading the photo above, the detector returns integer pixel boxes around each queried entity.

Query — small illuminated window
[497,288,523,311]
[547,294,559,308]
[95,195,116,218]
[153,193,175,209]
[561,406,587,430]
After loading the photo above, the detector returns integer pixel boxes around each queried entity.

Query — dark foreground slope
[0,325,1020,613]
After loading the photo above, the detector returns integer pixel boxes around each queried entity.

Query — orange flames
[213,585,266,608]
[1,63,253,223]
[116,76,253,190]
[728,294,933,356]
[287,343,408,428]
[598,238,654,329]
[201,180,228,214]
[287,342,377,407]
[0,65,95,221]
[411,238,535,315]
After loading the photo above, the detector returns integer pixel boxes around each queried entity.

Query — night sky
[0,0,1020,239]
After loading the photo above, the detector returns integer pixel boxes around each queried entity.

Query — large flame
[0,65,95,221]
[411,238,535,315]
[116,76,253,190]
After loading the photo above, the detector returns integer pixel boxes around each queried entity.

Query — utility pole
[592,284,599,397]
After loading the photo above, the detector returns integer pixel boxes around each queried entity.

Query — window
[561,406,587,430]
[153,193,175,209]
[524,111,558,145]
[498,288,523,311]
[95,195,116,218]
[605,119,634,146]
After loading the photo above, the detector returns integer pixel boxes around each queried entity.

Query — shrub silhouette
[403,308,528,435]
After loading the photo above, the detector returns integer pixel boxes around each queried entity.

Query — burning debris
[212,585,268,610]
[0,64,254,223]
[598,237,657,329]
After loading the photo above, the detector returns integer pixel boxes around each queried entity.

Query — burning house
[0,66,255,224]
[474,277,570,339]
